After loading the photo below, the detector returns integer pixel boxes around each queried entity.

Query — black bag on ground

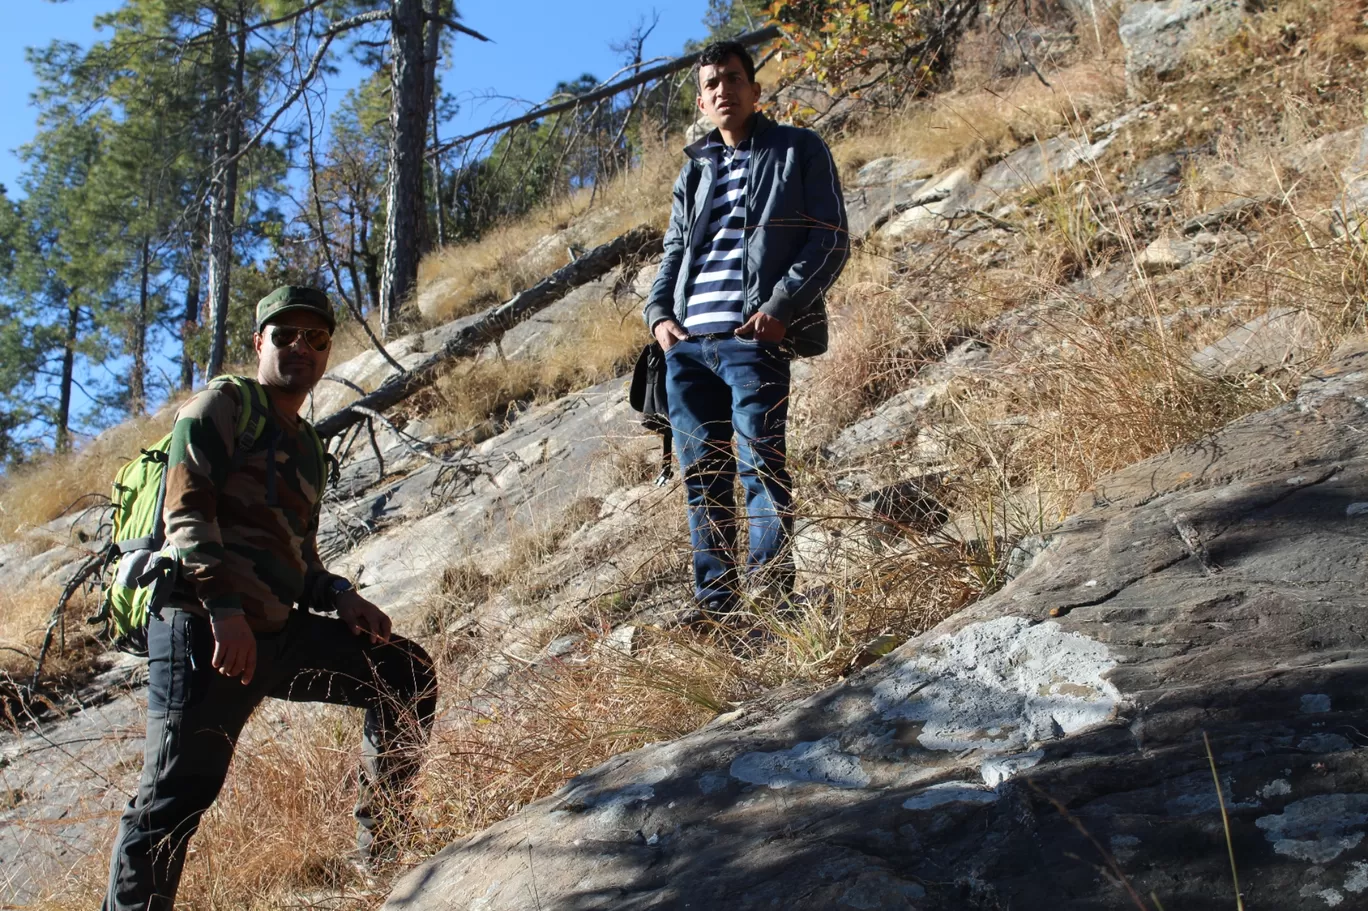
[629,342,673,486]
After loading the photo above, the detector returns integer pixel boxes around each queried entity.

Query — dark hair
[697,40,756,86]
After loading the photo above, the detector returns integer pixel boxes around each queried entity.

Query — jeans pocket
[148,612,196,714]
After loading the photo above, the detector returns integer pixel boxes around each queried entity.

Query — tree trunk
[378,0,427,340]
[181,228,204,391]
[205,1,245,379]
[431,88,445,249]
[129,235,150,415]
[421,0,445,254]
[55,294,78,453]
[360,215,380,312]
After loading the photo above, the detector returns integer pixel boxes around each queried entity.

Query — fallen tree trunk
[314,222,662,439]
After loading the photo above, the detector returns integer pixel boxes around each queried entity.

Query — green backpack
[93,375,327,655]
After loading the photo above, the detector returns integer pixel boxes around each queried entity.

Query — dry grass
[0,411,179,545]
[830,58,1128,179]
[424,284,649,435]
[0,585,102,690]
[415,134,681,325]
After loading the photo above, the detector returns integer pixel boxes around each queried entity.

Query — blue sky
[0,0,713,194]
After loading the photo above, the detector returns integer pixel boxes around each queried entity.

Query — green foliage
[766,0,982,121]
[704,0,772,39]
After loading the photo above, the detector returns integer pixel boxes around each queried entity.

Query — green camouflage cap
[255,285,336,333]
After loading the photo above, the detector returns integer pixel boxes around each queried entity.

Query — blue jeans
[664,335,793,611]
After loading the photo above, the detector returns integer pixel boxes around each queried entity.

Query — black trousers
[102,608,437,911]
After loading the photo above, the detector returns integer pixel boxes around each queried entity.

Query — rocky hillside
[5,0,1368,907]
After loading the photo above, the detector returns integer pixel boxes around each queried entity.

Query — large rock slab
[0,663,146,905]
[1118,0,1246,89]
[326,376,643,625]
[385,337,1368,910]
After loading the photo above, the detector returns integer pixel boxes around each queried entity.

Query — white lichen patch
[871,617,1121,753]
[589,783,655,810]
[1299,733,1353,753]
[1302,694,1332,714]
[981,750,1044,788]
[730,736,871,790]
[1301,884,1344,907]
[1259,779,1292,799]
[1256,795,1368,863]
[902,782,999,811]
[1346,862,1368,894]
[1110,834,1141,862]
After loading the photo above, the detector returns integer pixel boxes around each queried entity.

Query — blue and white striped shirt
[683,140,750,334]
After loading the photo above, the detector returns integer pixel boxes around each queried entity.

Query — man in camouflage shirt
[102,286,436,911]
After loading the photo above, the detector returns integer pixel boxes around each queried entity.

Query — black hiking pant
[102,607,437,911]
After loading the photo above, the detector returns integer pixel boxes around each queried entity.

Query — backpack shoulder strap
[208,374,271,468]
[299,417,329,495]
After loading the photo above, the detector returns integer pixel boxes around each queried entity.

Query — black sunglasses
[267,325,331,352]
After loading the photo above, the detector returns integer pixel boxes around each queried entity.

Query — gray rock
[1190,307,1321,377]
[1122,151,1184,202]
[513,208,623,290]
[1281,127,1365,176]
[1334,129,1368,236]
[880,168,977,238]
[1118,0,1246,89]
[859,479,948,536]
[1182,195,1276,235]
[844,175,930,238]
[0,666,145,904]
[325,376,642,626]
[823,340,989,469]
[384,336,1368,909]
[1136,231,1222,273]
[969,131,1117,210]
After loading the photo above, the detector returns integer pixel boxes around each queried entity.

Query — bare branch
[428,24,782,158]
[426,14,493,43]
[226,10,392,168]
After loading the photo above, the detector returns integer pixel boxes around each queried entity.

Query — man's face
[697,55,760,135]
[253,310,331,395]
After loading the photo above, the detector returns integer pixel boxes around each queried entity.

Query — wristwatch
[329,576,354,609]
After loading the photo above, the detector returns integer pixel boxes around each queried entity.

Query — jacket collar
[684,111,775,161]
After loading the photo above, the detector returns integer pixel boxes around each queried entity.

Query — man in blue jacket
[643,40,848,621]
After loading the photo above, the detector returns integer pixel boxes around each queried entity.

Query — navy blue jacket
[643,113,849,357]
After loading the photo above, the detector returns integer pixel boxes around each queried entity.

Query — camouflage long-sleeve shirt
[163,380,329,632]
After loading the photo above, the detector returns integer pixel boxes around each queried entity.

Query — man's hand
[653,320,689,352]
[210,614,257,685]
[734,311,786,342]
[336,590,392,645]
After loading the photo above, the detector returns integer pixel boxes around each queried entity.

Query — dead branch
[32,553,105,687]
[426,13,492,43]
[313,223,661,438]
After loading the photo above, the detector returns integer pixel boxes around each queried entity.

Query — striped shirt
[683,140,750,333]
